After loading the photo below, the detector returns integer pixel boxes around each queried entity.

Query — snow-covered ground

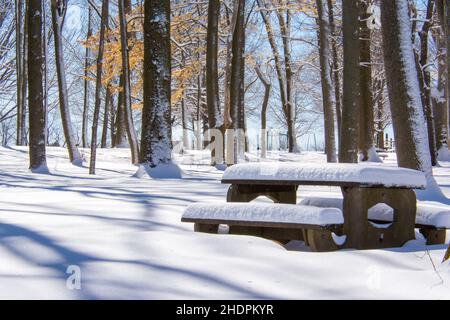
[0,146,449,299]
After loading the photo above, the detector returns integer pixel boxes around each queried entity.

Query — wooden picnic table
[221,162,427,250]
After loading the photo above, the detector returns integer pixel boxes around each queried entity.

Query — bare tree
[380,0,432,175]
[254,64,271,158]
[327,0,341,142]
[82,6,92,148]
[118,0,139,164]
[316,0,337,163]
[15,0,26,146]
[89,0,109,175]
[27,0,48,171]
[358,0,377,161]
[339,0,359,163]
[206,0,223,165]
[434,0,448,153]
[51,0,82,165]
[417,0,437,165]
[229,0,245,163]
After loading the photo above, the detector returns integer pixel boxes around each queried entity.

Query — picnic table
[219,162,427,251]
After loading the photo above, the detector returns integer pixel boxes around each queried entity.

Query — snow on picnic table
[183,202,344,225]
[222,162,427,188]
[0,147,449,299]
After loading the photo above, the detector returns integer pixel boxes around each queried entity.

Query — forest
[0,0,449,300]
[0,0,446,173]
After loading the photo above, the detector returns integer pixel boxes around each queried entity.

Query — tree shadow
[0,222,275,299]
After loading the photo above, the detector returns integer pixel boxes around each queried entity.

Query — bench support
[305,229,340,252]
[419,227,446,245]
[341,187,416,249]
[194,223,219,234]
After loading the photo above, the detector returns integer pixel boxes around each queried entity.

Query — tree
[51,0,82,165]
[82,6,92,148]
[101,84,112,148]
[229,0,246,164]
[316,0,337,163]
[113,0,132,149]
[118,0,139,164]
[257,0,298,153]
[434,0,448,154]
[417,0,437,165]
[27,0,47,172]
[206,0,224,165]
[15,0,26,146]
[339,0,359,163]
[445,1,450,128]
[89,0,109,175]
[327,0,342,142]
[358,0,378,162]
[380,0,438,195]
[138,0,181,178]
[274,0,297,153]
[254,64,271,158]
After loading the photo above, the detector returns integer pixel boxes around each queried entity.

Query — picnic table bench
[300,197,450,245]
[182,162,428,251]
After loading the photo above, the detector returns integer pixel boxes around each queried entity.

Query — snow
[0,147,449,299]
[134,162,183,179]
[183,203,344,225]
[300,197,450,228]
[437,146,450,162]
[222,162,427,188]
[359,146,383,163]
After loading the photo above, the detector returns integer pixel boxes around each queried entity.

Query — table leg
[342,187,416,249]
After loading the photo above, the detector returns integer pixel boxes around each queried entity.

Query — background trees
[0,0,447,179]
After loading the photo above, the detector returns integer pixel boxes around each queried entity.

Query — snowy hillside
[0,146,449,299]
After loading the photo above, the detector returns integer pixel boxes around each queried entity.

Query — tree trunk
[434,0,448,152]
[89,0,109,175]
[206,0,223,165]
[327,0,341,144]
[374,78,386,150]
[15,0,26,146]
[27,0,47,171]
[113,80,129,148]
[51,0,82,165]
[275,2,297,153]
[82,6,92,148]
[113,0,132,149]
[229,0,245,164]
[358,0,375,161]
[445,1,450,136]
[118,0,139,164]
[418,0,437,165]
[339,0,359,163]
[380,0,432,175]
[21,0,28,145]
[316,0,337,163]
[139,0,176,171]
[255,64,271,158]
[42,0,48,146]
[101,84,112,148]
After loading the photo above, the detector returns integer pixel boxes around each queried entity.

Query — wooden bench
[300,197,449,245]
[220,163,426,251]
[182,202,344,251]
